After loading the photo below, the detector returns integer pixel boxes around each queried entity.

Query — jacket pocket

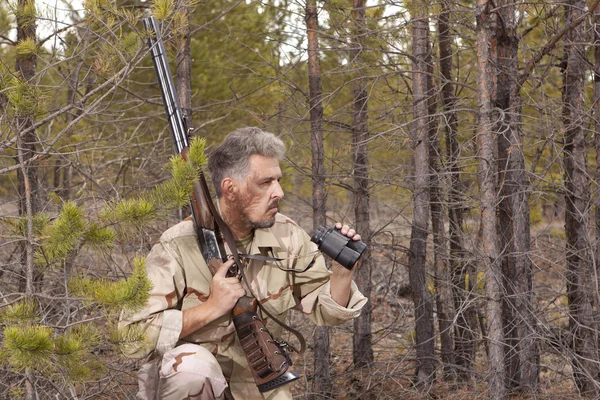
[257,284,295,317]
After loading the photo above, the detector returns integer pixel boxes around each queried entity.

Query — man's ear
[221,177,237,201]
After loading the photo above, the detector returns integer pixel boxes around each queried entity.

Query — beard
[237,196,279,230]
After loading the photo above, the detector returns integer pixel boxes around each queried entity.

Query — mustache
[268,200,280,210]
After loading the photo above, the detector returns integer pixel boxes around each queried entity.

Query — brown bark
[409,2,436,387]
[475,1,506,398]
[306,0,332,396]
[15,0,38,302]
[15,7,37,400]
[562,0,600,395]
[430,3,455,382]
[495,0,538,392]
[16,131,38,400]
[438,2,477,383]
[495,0,520,390]
[350,0,374,370]
[595,0,600,342]
[15,0,38,214]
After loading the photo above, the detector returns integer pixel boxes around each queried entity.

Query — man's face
[235,155,284,229]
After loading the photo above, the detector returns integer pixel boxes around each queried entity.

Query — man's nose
[272,181,284,199]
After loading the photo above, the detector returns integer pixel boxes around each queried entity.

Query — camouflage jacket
[119,213,367,362]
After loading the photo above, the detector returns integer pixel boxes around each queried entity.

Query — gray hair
[208,127,286,197]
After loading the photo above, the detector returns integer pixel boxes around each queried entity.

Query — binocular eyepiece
[310,226,367,270]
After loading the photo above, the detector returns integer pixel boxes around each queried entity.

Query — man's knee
[158,344,228,400]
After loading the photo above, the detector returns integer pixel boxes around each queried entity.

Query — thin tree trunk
[495,0,520,390]
[495,0,538,391]
[438,1,477,383]
[595,0,600,363]
[475,1,506,398]
[409,1,436,388]
[350,0,374,370]
[563,0,600,395]
[18,136,35,398]
[15,0,39,300]
[306,0,332,396]
[15,53,36,400]
[428,19,454,381]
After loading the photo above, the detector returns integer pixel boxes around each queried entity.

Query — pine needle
[2,325,54,373]
[35,201,86,266]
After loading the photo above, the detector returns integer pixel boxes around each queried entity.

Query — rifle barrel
[143,17,188,154]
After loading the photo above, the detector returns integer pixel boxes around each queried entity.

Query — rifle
[142,17,300,393]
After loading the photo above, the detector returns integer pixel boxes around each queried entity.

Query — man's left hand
[330,222,360,307]
[334,222,361,272]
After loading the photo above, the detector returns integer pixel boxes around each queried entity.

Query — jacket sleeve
[118,239,186,359]
[290,227,368,326]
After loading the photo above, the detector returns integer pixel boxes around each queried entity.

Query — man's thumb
[215,258,234,278]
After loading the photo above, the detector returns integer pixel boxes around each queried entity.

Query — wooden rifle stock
[142,17,300,393]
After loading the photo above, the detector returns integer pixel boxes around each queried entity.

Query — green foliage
[4,76,45,118]
[551,228,566,240]
[100,198,157,230]
[122,31,140,57]
[0,300,37,325]
[69,257,152,313]
[35,202,86,266]
[54,325,104,382]
[0,6,11,37]
[2,325,53,373]
[100,137,207,226]
[7,386,24,400]
[83,223,116,250]
[529,201,543,225]
[187,136,208,167]
[15,38,36,57]
[152,137,207,209]
[12,1,36,29]
[1,303,104,382]
[152,0,174,20]
[5,212,51,239]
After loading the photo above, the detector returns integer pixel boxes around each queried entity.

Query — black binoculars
[310,226,367,270]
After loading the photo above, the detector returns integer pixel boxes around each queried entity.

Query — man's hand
[206,259,246,319]
[330,222,361,307]
[334,222,362,271]
[180,258,244,339]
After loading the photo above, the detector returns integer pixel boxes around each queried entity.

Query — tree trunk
[475,1,506,398]
[495,0,520,391]
[15,0,38,301]
[350,0,374,370]
[495,0,538,392]
[562,0,600,395]
[306,0,332,396]
[428,13,454,381]
[408,1,436,388]
[15,6,37,400]
[438,1,477,383]
[595,0,600,362]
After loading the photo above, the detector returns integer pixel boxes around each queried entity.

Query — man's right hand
[180,259,245,339]
[206,259,246,318]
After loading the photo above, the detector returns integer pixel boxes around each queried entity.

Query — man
[119,127,367,400]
